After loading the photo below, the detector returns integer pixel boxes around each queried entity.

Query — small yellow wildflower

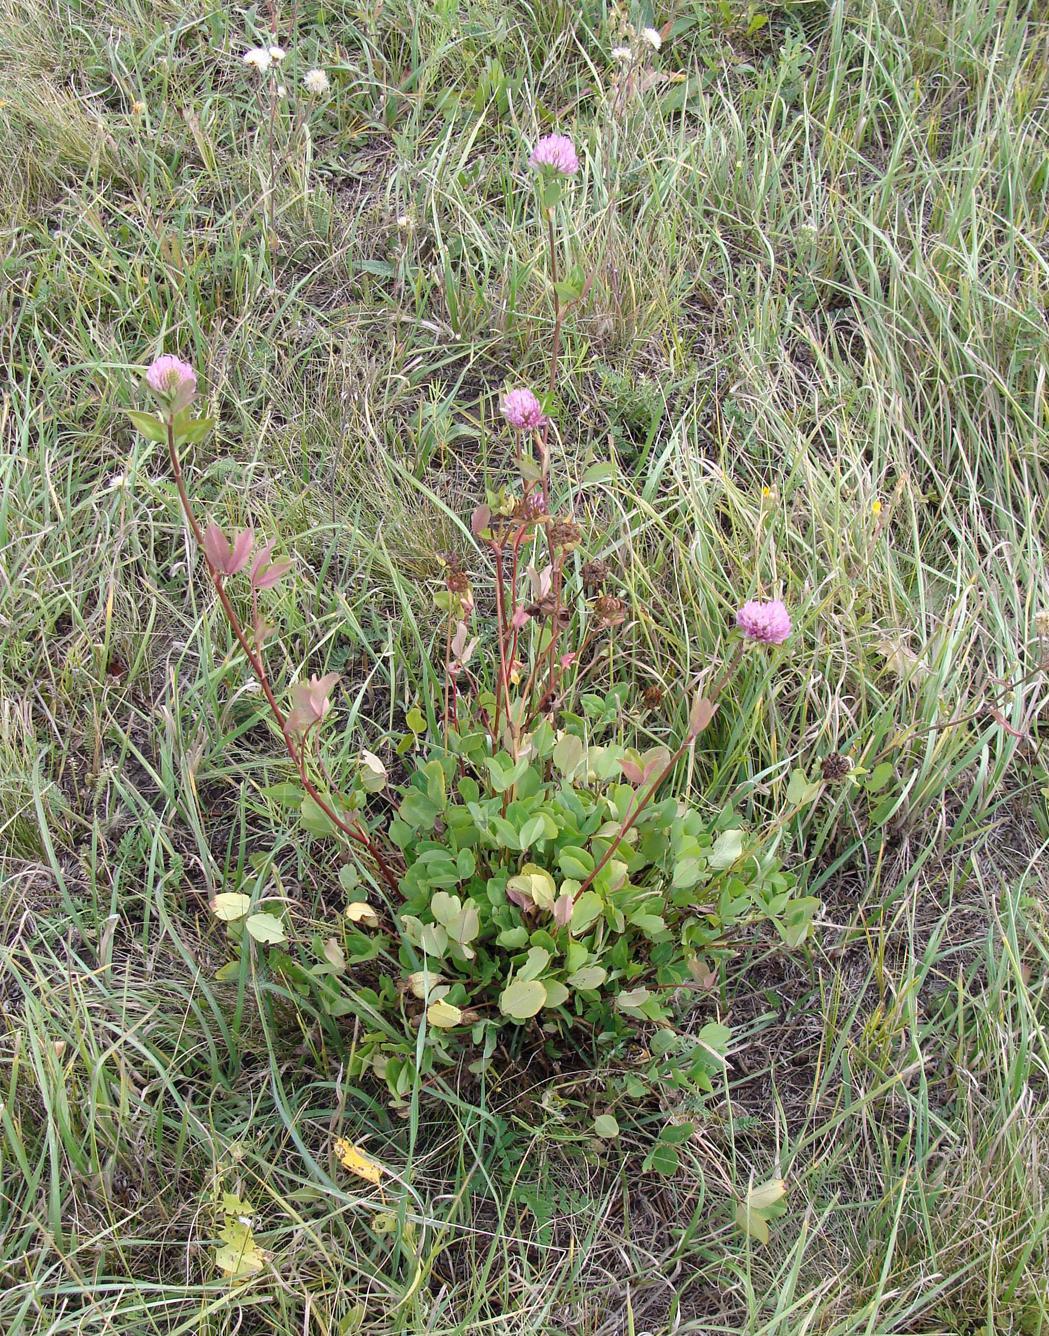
[871,499,882,517]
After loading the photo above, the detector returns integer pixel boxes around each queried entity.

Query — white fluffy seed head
[242,47,272,71]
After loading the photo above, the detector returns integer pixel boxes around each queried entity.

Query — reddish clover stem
[538,204,568,693]
[571,641,747,903]
[544,556,565,703]
[491,542,512,744]
[506,531,525,679]
[442,607,453,747]
[523,622,601,731]
[163,417,401,898]
[572,738,693,903]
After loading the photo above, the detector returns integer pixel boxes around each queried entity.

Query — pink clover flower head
[145,354,197,412]
[736,598,792,645]
[500,387,548,431]
[529,133,579,177]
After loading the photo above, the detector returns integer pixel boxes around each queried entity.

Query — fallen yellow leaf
[335,1137,384,1186]
[426,998,463,1028]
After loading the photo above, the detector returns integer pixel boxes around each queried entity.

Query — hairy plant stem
[545,209,563,398]
[164,417,401,897]
[267,80,277,238]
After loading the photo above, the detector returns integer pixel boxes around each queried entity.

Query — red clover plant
[132,131,808,1102]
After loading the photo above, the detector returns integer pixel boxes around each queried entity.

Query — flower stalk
[159,398,401,897]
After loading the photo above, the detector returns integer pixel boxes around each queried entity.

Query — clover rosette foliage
[302,663,809,1107]
[385,726,799,1054]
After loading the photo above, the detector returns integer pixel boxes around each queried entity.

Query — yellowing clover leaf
[747,1177,787,1211]
[214,1218,265,1278]
[499,978,547,1019]
[211,892,251,922]
[346,901,379,927]
[735,1177,788,1245]
[426,999,463,1028]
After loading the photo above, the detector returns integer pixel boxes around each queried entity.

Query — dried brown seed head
[593,594,627,627]
[547,517,582,550]
[821,752,852,782]
[581,559,609,591]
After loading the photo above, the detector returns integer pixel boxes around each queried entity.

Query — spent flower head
[500,388,548,431]
[736,598,792,645]
[594,594,627,627]
[581,558,609,591]
[821,752,852,783]
[304,68,330,94]
[145,354,197,413]
[529,133,579,177]
[641,26,662,49]
[547,517,582,550]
